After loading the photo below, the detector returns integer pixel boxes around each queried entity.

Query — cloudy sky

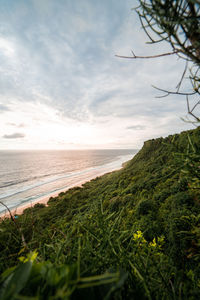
[0,0,194,150]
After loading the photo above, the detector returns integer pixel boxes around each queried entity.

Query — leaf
[1,266,16,281]
[104,269,128,300]
[0,261,32,300]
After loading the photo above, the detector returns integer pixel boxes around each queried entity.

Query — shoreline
[0,159,128,219]
[0,179,86,219]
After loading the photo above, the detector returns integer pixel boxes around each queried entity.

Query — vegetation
[1,2,200,298]
[136,0,200,63]
[118,1,200,123]
[0,127,200,299]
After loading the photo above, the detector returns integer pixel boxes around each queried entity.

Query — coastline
[0,158,128,219]
[0,179,85,219]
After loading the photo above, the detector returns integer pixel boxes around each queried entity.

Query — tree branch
[187,96,200,121]
[115,50,179,59]
[152,85,197,97]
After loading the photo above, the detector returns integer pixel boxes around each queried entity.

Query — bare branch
[186,96,200,121]
[0,201,15,222]
[191,100,200,113]
[176,60,188,92]
[115,50,179,59]
[152,85,197,97]
[0,201,27,248]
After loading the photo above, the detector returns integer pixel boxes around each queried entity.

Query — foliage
[0,127,200,299]
[134,0,200,123]
[0,3,199,298]
[0,251,127,300]
[136,0,200,63]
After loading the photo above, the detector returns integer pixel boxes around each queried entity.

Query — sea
[0,149,137,214]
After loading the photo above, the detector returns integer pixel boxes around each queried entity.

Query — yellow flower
[19,251,38,263]
[133,231,147,245]
[133,230,143,240]
[149,236,164,250]
[149,238,157,248]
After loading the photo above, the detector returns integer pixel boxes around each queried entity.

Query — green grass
[0,127,200,299]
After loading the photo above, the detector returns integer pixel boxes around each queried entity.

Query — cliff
[0,127,200,299]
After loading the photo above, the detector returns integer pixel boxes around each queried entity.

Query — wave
[0,171,69,189]
[0,154,132,202]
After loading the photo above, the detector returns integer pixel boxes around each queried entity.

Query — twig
[0,201,27,248]
[115,49,180,59]
[152,85,197,97]
[0,201,15,222]
[176,60,188,92]
[186,96,200,121]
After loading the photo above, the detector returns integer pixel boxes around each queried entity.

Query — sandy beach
[0,180,85,219]
[0,163,123,219]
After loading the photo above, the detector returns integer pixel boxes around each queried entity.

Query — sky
[0,0,194,150]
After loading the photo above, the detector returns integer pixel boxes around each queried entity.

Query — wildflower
[19,251,38,263]
[133,231,147,245]
[149,236,165,250]
[149,238,157,248]
[133,230,143,240]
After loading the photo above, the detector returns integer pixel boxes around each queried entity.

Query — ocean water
[0,149,136,214]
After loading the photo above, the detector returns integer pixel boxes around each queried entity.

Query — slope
[0,127,200,299]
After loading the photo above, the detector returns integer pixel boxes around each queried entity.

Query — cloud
[0,104,10,112]
[7,122,26,128]
[0,37,15,57]
[0,0,194,149]
[127,125,146,130]
[3,132,25,139]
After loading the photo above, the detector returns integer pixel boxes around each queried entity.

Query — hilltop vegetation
[0,127,200,299]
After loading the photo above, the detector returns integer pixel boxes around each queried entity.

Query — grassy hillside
[0,127,200,299]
